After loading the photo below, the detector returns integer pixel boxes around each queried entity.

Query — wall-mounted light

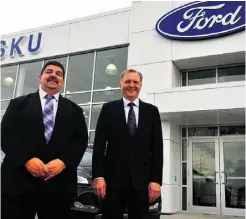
[3,77,14,86]
[105,64,117,75]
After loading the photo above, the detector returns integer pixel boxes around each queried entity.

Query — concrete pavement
[160,213,245,219]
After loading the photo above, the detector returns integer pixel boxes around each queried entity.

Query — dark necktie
[128,102,136,136]
[43,95,54,143]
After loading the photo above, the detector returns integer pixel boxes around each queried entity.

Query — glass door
[188,138,220,214]
[220,137,245,217]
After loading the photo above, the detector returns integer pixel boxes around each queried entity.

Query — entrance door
[188,137,245,216]
[188,138,220,214]
[220,137,245,216]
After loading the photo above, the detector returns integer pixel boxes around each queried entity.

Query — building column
[161,121,181,214]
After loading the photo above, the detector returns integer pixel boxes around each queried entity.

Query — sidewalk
[160,213,245,219]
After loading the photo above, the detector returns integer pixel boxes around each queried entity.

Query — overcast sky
[1,0,132,36]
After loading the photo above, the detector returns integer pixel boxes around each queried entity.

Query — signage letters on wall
[1,32,42,59]
[156,1,245,40]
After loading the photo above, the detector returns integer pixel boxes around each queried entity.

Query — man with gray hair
[92,68,163,219]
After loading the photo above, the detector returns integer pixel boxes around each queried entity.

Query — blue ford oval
[155,1,245,40]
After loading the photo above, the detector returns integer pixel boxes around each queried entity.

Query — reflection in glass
[16,61,42,97]
[192,142,216,207]
[182,139,187,161]
[181,72,187,86]
[182,163,187,185]
[91,104,102,130]
[93,89,122,103]
[218,65,245,83]
[66,53,94,92]
[220,126,245,136]
[1,65,18,100]
[182,128,186,138]
[94,47,128,90]
[66,92,91,105]
[223,141,245,209]
[188,69,216,86]
[1,101,10,111]
[182,187,187,211]
[188,127,218,137]
[80,105,90,127]
[89,131,95,143]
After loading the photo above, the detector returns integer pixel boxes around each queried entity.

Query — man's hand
[93,178,106,199]
[25,158,48,178]
[148,182,161,202]
[44,159,66,181]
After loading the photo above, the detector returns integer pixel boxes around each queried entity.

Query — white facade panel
[153,82,245,113]
[68,11,130,53]
[129,1,172,33]
[172,31,245,61]
[128,30,172,66]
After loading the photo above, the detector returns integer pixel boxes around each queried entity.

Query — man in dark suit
[92,69,163,219]
[1,61,88,219]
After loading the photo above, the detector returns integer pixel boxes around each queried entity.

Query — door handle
[214,171,219,184]
[221,171,227,185]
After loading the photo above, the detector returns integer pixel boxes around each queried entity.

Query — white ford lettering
[177,4,242,33]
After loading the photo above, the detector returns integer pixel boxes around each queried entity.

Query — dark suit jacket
[92,99,163,190]
[1,91,88,196]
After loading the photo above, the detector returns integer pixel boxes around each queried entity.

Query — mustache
[47,76,58,84]
[125,87,137,91]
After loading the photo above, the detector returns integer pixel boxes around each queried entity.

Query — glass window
[15,61,42,97]
[90,104,102,130]
[66,53,94,92]
[182,163,187,185]
[80,105,90,127]
[94,47,128,90]
[218,65,245,83]
[181,71,187,86]
[182,187,187,211]
[44,57,68,93]
[182,139,187,161]
[92,89,122,103]
[188,69,216,86]
[1,101,10,122]
[89,131,95,143]
[188,127,218,136]
[182,128,187,138]
[1,65,18,100]
[65,92,91,105]
[220,125,245,135]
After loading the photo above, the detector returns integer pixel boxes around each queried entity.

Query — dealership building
[1,1,245,217]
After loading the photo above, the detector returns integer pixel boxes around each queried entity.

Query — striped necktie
[43,95,54,143]
[128,102,136,136]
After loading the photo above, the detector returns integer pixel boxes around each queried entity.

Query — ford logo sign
[155,1,245,40]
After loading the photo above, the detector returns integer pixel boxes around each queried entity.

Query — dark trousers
[1,192,73,219]
[102,182,149,219]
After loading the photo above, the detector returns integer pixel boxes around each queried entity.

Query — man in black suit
[1,61,88,219]
[92,69,163,219]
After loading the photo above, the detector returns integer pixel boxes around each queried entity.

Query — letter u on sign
[155,1,245,40]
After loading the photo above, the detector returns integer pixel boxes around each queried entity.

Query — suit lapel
[135,99,147,137]
[118,99,129,135]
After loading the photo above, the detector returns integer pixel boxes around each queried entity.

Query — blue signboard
[155,1,245,40]
[1,32,42,59]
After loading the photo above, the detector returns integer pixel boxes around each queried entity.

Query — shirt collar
[123,97,139,108]
[39,86,60,102]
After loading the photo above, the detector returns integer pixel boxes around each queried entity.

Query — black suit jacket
[1,91,88,196]
[92,99,163,190]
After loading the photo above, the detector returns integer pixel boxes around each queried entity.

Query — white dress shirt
[123,97,139,126]
[39,87,60,120]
